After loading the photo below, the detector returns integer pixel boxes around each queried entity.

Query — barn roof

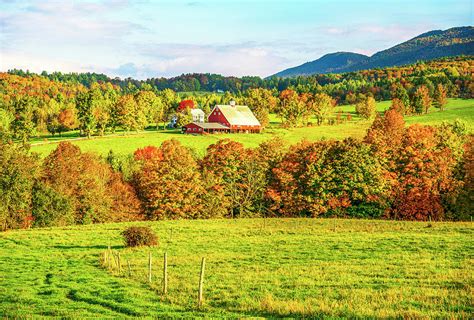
[185,122,229,129]
[213,105,261,126]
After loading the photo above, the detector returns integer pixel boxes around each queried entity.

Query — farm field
[29,98,474,157]
[0,219,472,318]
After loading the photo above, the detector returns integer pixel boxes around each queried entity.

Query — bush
[122,226,158,247]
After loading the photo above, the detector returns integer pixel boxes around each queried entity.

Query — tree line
[1,56,470,143]
[1,105,471,231]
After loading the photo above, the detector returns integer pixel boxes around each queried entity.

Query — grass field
[29,99,474,157]
[0,219,472,318]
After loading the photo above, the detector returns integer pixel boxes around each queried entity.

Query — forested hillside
[273,27,474,77]
[271,52,368,77]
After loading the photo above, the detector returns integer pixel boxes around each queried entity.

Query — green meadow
[30,98,474,157]
[0,219,472,318]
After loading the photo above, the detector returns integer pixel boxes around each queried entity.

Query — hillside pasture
[29,99,473,157]
[0,219,472,318]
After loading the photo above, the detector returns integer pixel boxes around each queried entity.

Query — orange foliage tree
[390,125,458,220]
[133,140,204,219]
[42,142,142,224]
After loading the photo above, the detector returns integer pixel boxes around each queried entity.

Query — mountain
[272,52,368,77]
[271,26,474,78]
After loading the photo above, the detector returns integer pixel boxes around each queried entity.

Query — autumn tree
[390,98,405,115]
[355,96,376,119]
[201,139,267,217]
[267,139,389,217]
[133,140,204,219]
[278,89,308,127]
[177,99,195,112]
[434,83,448,111]
[390,125,457,220]
[57,107,78,134]
[42,142,141,224]
[412,85,432,114]
[391,83,410,114]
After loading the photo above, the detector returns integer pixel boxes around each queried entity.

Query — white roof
[212,105,261,126]
[191,109,205,116]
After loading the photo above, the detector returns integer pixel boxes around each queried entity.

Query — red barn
[207,101,261,133]
[183,101,261,134]
[182,122,230,134]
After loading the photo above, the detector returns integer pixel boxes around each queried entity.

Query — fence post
[148,252,152,283]
[108,245,112,269]
[117,252,121,274]
[163,252,168,295]
[101,251,106,267]
[198,257,206,308]
[127,260,132,277]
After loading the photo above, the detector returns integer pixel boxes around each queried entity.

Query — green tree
[313,93,336,125]
[175,108,193,128]
[391,83,410,114]
[11,96,37,145]
[0,109,14,142]
[278,89,308,127]
[76,90,96,138]
[31,181,74,227]
[355,96,376,119]
[0,143,39,230]
[114,94,147,132]
[244,88,277,128]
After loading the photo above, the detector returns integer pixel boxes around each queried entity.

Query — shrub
[122,226,158,247]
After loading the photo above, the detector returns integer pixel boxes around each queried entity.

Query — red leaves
[134,146,161,162]
[177,99,195,112]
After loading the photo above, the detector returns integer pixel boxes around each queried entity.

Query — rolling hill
[271,26,474,78]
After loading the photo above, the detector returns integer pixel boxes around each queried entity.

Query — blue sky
[0,0,472,79]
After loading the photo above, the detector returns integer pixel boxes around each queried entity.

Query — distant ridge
[270,26,474,78]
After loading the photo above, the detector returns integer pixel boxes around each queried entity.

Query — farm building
[182,122,230,134]
[183,101,261,134]
[170,108,205,128]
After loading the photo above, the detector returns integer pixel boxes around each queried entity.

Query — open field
[29,99,474,157]
[0,219,472,318]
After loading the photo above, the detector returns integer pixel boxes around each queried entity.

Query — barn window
[199,128,202,131]
[218,112,221,115]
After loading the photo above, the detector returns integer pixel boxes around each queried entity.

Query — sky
[0,0,472,79]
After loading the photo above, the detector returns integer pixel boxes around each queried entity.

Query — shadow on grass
[52,244,123,250]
